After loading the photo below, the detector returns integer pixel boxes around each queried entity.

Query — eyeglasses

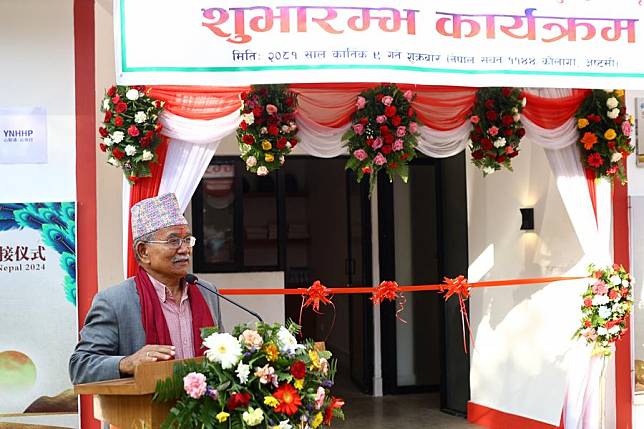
[144,236,196,249]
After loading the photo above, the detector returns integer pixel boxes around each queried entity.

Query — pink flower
[376,115,387,124]
[371,137,384,150]
[622,120,631,137]
[592,281,609,295]
[396,126,407,137]
[255,365,279,387]
[266,104,278,114]
[183,372,207,399]
[470,115,480,124]
[374,153,387,166]
[403,90,413,102]
[315,386,326,410]
[356,96,367,110]
[409,122,418,134]
[354,149,368,161]
[382,96,393,106]
[393,139,404,151]
[488,126,499,136]
[352,123,364,135]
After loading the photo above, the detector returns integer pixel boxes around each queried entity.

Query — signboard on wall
[0,107,47,164]
[115,0,644,89]
[0,202,78,428]
[636,97,644,166]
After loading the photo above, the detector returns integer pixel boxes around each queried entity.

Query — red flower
[155,123,163,133]
[496,155,507,163]
[268,125,279,136]
[290,360,306,379]
[240,121,248,131]
[323,397,345,425]
[381,145,392,155]
[276,137,288,149]
[587,152,604,168]
[253,106,263,117]
[290,138,298,147]
[227,392,251,411]
[481,138,493,150]
[379,125,390,135]
[504,129,513,137]
[273,384,302,416]
[103,110,112,123]
[362,166,372,174]
[484,99,495,110]
[375,93,384,102]
[584,320,592,328]
[508,150,519,158]
[583,298,593,308]
[99,143,107,152]
[359,117,369,125]
[502,115,514,126]
[240,91,248,100]
[391,116,402,126]
[383,134,394,145]
[620,287,629,297]
[609,289,619,300]
[501,87,512,97]
[115,102,127,114]
[114,116,124,127]
[400,153,409,160]
[384,105,397,118]
[112,148,125,160]
[242,134,255,145]
[286,96,295,107]
[517,128,526,138]
[106,86,116,97]
[98,127,108,137]
[129,175,137,183]
[155,100,163,108]
[607,141,616,150]
[140,137,151,148]
[486,110,498,121]
[127,125,140,137]
[408,107,413,117]
[111,95,120,104]
[472,150,484,160]
[389,161,398,169]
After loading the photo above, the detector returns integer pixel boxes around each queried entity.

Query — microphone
[185,274,264,323]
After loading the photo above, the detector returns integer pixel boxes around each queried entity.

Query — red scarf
[134,266,215,357]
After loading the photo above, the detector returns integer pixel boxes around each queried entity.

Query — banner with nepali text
[115,0,644,89]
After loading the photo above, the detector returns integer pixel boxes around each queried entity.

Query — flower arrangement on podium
[468,87,526,176]
[343,84,419,193]
[575,89,634,182]
[154,321,345,429]
[237,85,299,176]
[574,264,633,357]
[98,85,164,184]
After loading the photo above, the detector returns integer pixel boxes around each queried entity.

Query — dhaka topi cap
[131,193,188,240]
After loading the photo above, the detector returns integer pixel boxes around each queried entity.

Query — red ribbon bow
[371,280,407,323]
[299,280,336,341]
[441,275,474,353]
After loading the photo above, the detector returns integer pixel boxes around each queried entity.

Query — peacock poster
[0,202,78,428]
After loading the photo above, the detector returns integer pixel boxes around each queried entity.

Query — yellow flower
[264,395,280,408]
[604,129,617,140]
[577,118,589,129]
[216,411,230,423]
[630,114,635,125]
[614,89,625,97]
[294,378,304,390]
[309,350,321,370]
[265,153,274,163]
[262,140,272,150]
[264,343,279,361]
[311,412,323,428]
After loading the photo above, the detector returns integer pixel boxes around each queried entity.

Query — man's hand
[119,345,176,375]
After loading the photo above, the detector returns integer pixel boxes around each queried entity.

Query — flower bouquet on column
[343,84,419,194]
[154,321,345,429]
[468,87,526,176]
[98,85,164,184]
[237,85,299,176]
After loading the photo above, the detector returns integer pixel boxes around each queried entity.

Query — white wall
[467,138,588,425]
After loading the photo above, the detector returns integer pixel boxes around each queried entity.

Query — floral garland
[575,90,634,182]
[468,87,526,176]
[98,85,164,184]
[237,85,299,176]
[343,84,419,193]
[155,321,345,429]
[574,264,633,357]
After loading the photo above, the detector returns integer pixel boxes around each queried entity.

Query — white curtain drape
[416,122,470,158]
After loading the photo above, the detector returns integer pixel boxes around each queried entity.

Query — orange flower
[273,383,302,416]
[580,132,598,150]
[264,343,279,362]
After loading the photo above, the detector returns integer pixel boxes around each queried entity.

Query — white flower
[242,113,254,125]
[611,152,622,163]
[124,145,137,156]
[607,108,620,119]
[246,156,257,168]
[276,420,293,429]
[606,97,619,109]
[493,138,506,148]
[513,114,521,122]
[102,98,111,110]
[608,325,621,335]
[242,407,264,427]
[257,166,269,176]
[126,88,140,101]
[103,136,113,146]
[610,275,622,285]
[134,111,147,123]
[483,166,495,175]
[622,279,630,287]
[597,327,608,336]
[280,155,285,165]
[141,150,154,161]
[286,142,292,149]
[281,125,290,133]
[277,326,305,355]
[236,362,250,384]
[112,131,124,143]
[260,127,268,135]
[521,97,527,107]
[592,294,610,306]
[203,332,242,369]
[598,306,612,319]
[108,157,120,166]
[612,303,623,314]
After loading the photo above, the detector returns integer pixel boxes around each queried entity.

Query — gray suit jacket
[69,277,223,385]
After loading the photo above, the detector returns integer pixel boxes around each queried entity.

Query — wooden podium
[74,358,201,429]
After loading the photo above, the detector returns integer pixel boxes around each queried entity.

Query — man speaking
[70,193,223,384]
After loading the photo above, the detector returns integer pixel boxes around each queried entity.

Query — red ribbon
[441,276,474,353]
[299,280,336,341]
[371,281,407,323]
